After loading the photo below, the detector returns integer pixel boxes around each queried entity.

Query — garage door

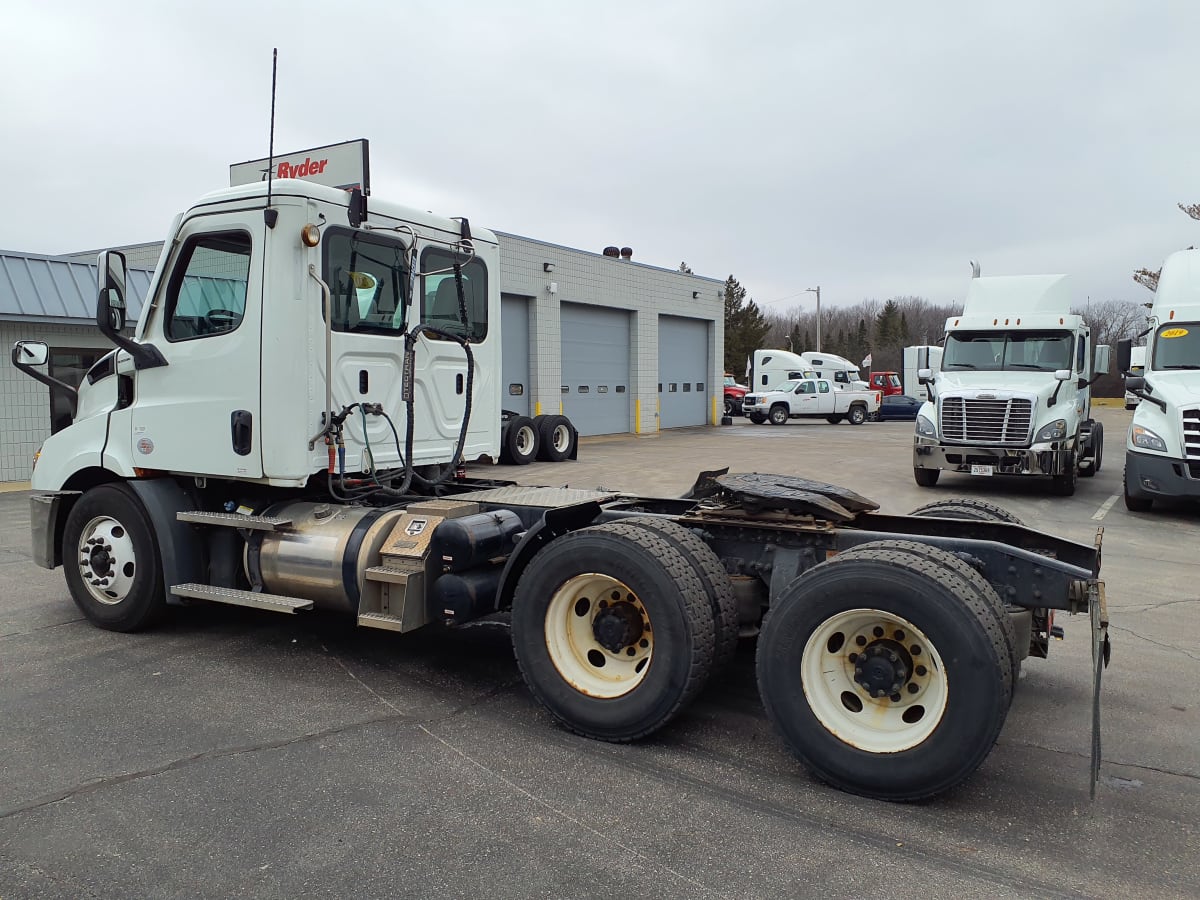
[561,303,630,436]
[501,294,531,416]
[658,315,709,428]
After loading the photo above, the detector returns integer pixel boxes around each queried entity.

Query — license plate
[970,464,994,476]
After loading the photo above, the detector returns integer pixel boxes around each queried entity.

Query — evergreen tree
[723,275,771,374]
[788,322,802,353]
[856,318,870,363]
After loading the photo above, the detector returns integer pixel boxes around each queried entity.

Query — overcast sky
[2,1,1196,314]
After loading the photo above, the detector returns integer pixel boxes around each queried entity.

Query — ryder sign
[230,139,370,194]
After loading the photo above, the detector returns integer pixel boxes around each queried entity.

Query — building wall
[496,233,724,434]
[0,321,115,482]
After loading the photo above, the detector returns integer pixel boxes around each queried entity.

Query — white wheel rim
[551,424,571,452]
[516,425,536,456]
[76,514,138,605]
[802,608,948,753]
[544,573,652,698]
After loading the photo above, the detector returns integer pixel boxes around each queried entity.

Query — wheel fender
[493,500,602,611]
[127,479,203,604]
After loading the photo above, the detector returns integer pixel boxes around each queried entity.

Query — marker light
[301,223,321,247]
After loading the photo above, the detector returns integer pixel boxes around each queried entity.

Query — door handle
[231,410,253,456]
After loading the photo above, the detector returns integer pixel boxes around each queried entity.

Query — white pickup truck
[744,378,881,425]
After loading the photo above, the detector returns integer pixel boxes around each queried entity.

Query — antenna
[264,48,279,229]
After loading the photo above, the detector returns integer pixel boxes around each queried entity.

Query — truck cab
[868,371,902,396]
[1120,249,1200,511]
[912,272,1109,495]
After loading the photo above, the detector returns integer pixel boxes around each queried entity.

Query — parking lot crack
[1004,739,1200,783]
[1107,623,1200,662]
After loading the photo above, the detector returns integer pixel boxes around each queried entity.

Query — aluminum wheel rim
[544,573,652,698]
[76,514,138,605]
[802,608,948,753]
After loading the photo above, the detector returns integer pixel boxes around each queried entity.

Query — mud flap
[1090,580,1111,800]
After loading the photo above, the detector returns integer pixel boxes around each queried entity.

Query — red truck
[723,373,748,416]
[867,371,903,396]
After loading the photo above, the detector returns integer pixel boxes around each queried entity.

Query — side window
[324,228,410,335]
[834,371,849,383]
[799,381,815,394]
[818,381,830,393]
[1076,335,1086,373]
[421,246,487,341]
[165,232,251,341]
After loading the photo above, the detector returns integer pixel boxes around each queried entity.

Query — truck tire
[1050,452,1078,496]
[500,415,539,465]
[724,397,735,416]
[756,545,1011,801]
[536,415,575,462]
[62,483,166,632]
[913,467,940,487]
[1124,467,1152,511]
[748,413,767,425]
[847,406,867,426]
[768,404,789,426]
[511,522,716,742]
[840,540,1019,702]
[1080,422,1103,477]
[825,415,843,425]
[625,518,740,671]
[908,498,1024,526]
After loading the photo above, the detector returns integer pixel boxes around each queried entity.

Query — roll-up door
[658,315,708,428]
[560,303,631,436]
[501,294,531,416]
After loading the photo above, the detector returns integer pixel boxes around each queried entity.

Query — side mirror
[1116,339,1132,375]
[1094,344,1111,376]
[12,340,48,367]
[1125,375,1145,392]
[917,367,932,384]
[1054,369,1072,382]
[96,250,128,334]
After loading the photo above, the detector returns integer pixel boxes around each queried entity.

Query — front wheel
[913,467,940,487]
[723,398,735,416]
[825,415,843,425]
[62,483,165,632]
[756,545,1011,800]
[1050,452,1078,496]
[847,406,867,426]
[749,413,767,425]
[1124,466,1152,511]
[768,405,789,426]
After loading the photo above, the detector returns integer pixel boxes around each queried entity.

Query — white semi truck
[11,176,1111,801]
[1119,249,1200,511]
[912,268,1110,495]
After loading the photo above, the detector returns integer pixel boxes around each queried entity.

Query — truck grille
[1183,407,1200,461]
[940,396,1033,446]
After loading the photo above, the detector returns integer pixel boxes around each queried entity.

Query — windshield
[1152,323,1200,370]
[943,330,1073,372]
[768,379,800,392]
[881,373,901,387]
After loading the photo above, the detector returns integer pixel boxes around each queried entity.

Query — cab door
[792,380,821,414]
[130,214,263,478]
[816,379,835,414]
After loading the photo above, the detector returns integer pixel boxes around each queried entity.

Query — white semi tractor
[1119,249,1200,511]
[913,268,1109,495]
[11,176,1111,801]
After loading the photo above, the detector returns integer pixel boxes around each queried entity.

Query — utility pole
[805,286,821,351]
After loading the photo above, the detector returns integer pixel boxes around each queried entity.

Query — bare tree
[1133,202,1199,292]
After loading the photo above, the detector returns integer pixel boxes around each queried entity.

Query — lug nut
[915,665,927,677]
[908,683,920,694]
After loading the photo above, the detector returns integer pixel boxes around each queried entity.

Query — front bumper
[1125,450,1200,500]
[913,437,1075,476]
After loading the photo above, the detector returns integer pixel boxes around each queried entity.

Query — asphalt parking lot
[1,407,1197,899]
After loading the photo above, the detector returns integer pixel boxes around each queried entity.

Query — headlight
[915,414,937,437]
[1034,419,1068,442]
[1131,424,1168,452]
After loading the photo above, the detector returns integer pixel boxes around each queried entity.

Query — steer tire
[756,545,1010,801]
[1050,453,1078,497]
[1124,467,1153,512]
[908,498,1025,526]
[63,483,166,633]
[536,414,575,462]
[511,522,716,742]
[500,415,539,465]
[749,413,767,425]
[913,467,940,487]
[769,405,789,426]
[624,518,740,671]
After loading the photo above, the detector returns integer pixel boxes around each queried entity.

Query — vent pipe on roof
[603,246,620,258]
[620,247,632,260]
[970,259,981,278]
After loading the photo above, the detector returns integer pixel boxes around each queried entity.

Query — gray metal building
[2,233,723,483]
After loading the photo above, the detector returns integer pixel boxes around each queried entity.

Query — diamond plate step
[176,511,292,531]
[365,564,420,584]
[170,583,313,612]
[357,612,406,632]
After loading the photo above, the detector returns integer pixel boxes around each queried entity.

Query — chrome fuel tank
[248,502,402,612]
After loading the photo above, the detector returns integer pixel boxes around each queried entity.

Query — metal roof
[0,250,151,324]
